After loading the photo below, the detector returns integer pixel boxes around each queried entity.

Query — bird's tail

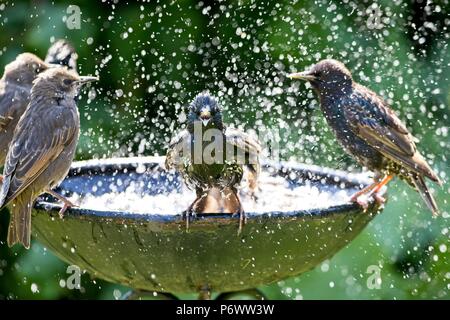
[411,174,439,216]
[45,39,78,71]
[7,194,33,249]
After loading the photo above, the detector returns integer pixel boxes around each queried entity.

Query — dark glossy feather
[45,40,78,72]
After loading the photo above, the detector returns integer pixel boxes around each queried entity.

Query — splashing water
[67,170,354,215]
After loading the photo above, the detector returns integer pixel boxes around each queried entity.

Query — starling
[288,59,442,214]
[45,39,78,72]
[0,42,77,169]
[165,93,261,232]
[0,53,53,167]
[0,68,98,248]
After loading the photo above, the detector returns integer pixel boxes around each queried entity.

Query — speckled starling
[0,68,98,248]
[166,92,261,232]
[45,39,78,73]
[0,53,53,167]
[0,41,78,169]
[289,59,442,214]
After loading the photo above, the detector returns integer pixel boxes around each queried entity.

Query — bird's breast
[320,98,384,170]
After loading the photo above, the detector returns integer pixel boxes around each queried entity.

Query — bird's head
[187,92,223,133]
[288,59,353,94]
[3,53,53,86]
[31,68,98,100]
[45,39,78,71]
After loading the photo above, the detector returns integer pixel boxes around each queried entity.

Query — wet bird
[0,68,98,248]
[165,93,261,232]
[288,59,442,214]
[0,41,78,168]
[45,39,78,73]
[0,53,53,167]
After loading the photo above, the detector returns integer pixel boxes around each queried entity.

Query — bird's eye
[63,79,74,86]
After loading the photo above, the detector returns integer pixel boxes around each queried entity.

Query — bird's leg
[183,190,205,232]
[183,200,196,232]
[0,175,3,183]
[229,187,246,235]
[366,174,393,205]
[349,176,381,202]
[352,174,393,209]
[45,190,77,218]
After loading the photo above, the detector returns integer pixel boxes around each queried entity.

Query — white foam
[67,171,354,215]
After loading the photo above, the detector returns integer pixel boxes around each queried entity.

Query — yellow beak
[287,71,316,81]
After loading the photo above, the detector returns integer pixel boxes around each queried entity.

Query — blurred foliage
[0,0,449,299]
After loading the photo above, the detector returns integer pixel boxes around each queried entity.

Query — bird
[288,59,442,215]
[0,53,54,168]
[0,68,98,249]
[45,39,78,73]
[0,41,78,169]
[165,93,261,233]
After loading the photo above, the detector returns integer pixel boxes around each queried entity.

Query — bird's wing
[0,85,24,131]
[224,127,262,186]
[0,105,77,207]
[343,92,440,182]
[224,127,262,155]
[165,129,190,170]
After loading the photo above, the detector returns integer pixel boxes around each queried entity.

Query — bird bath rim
[35,156,374,221]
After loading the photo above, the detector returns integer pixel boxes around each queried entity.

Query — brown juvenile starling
[165,93,261,232]
[0,68,98,248]
[0,53,53,167]
[0,42,77,168]
[289,59,442,214]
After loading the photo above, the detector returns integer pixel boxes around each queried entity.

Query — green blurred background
[0,0,448,299]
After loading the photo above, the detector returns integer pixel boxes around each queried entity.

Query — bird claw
[58,200,77,219]
[354,194,370,212]
[373,193,386,206]
[352,189,386,211]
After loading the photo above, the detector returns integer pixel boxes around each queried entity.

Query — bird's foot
[58,198,77,218]
[353,190,386,211]
[373,193,386,206]
[45,189,77,218]
[182,209,197,232]
[354,194,370,212]
[232,209,247,235]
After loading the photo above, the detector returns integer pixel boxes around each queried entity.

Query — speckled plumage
[0,53,51,166]
[166,93,261,230]
[45,40,78,72]
[0,41,78,167]
[0,68,97,248]
[289,59,441,214]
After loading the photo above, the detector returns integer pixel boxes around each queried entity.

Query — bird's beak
[200,107,211,126]
[76,76,99,85]
[287,71,316,81]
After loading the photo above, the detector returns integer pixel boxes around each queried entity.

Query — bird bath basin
[31,156,385,298]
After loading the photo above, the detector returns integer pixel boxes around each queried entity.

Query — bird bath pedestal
[31,157,385,299]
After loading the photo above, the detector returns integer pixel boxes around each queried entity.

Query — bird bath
[31,156,385,299]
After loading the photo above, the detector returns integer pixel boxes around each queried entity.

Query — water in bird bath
[65,169,356,215]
